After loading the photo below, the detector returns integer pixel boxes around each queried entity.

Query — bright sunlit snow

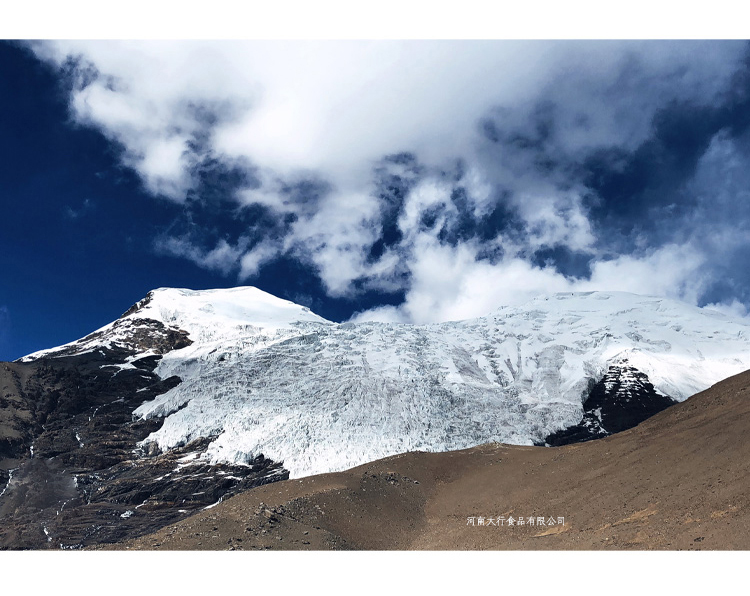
[24,287,750,478]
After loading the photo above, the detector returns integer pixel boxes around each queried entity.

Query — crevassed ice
[22,288,750,478]
[118,289,750,478]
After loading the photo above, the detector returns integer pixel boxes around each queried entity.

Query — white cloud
[352,240,712,324]
[156,236,247,276]
[397,180,453,240]
[287,189,385,295]
[27,40,750,321]
[352,232,575,324]
[34,41,744,200]
[581,243,708,304]
[515,190,595,252]
[703,299,750,318]
[239,239,280,280]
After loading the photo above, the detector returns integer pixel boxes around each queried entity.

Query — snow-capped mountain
[21,287,750,479]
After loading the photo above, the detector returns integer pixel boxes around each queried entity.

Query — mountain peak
[22,286,331,362]
[128,286,330,331]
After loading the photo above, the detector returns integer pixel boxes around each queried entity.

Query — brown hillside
[107,369,750,550]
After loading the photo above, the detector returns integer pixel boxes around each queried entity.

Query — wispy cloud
[64,198,94,220]
[155,235,248,276]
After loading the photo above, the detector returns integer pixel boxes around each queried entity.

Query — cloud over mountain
[29,40,750,321]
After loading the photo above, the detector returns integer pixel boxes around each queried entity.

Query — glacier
[22,287,750,478]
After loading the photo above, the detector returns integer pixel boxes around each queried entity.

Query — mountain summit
[21,286,329,362]
[21,288,750,478]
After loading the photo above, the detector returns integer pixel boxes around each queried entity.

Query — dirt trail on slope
[105,370,750,550]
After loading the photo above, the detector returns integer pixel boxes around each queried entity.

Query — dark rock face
[26,316,193,360]
[544,363,677,447]
[0,318,288,550]
[120,291,154,318]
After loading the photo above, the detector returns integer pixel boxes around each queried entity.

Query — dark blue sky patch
[367,152,424,262]
[722,52,750,136]
[582,102,723,251]
[437,187,526,248]
[441,187,476,245]
[190,154,260,202]
[474,243,506,267]
[481,101,556,152]
[366,238,389,263]
[699,279,746,311]
[248,255,406,322]
[581,48,750,254]
[476,193,525,242]
[277,176,331,219]
[156,159,303,274]
[419,204,444,231]
[697,249,750,310]
[531,246,594,279]
[478,100,582,196]
[479,101,556,151]
[184,98,250,132]
[436,158,466,184]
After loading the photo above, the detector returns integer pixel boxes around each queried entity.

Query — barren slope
[108,369,750,550]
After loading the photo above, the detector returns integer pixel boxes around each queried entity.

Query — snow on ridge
[16,287,750,478]
[136,286,331,335]
[133,289,750,478]
[18,286,332,362]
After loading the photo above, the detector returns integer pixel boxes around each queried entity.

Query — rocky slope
[0,316,287,550]
[543,362,676,446]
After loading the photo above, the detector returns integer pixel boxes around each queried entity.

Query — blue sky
[2,39,750,361]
